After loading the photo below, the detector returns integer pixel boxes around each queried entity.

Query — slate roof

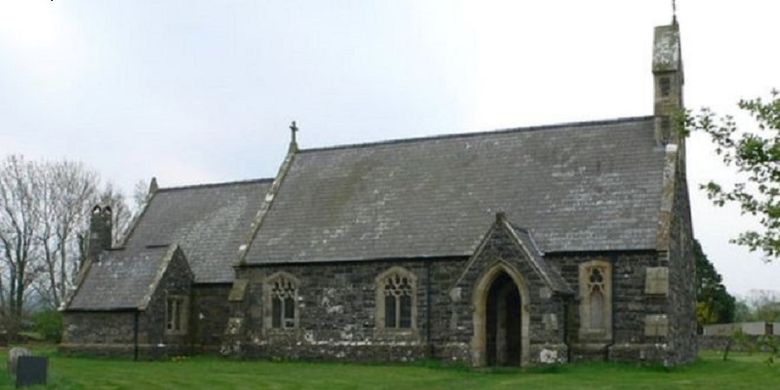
[245,116,665,264]
[68,246,173,310]
[124,179,272,283]
[504,222,573,295]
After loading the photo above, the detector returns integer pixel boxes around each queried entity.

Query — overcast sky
[1,0,779,296]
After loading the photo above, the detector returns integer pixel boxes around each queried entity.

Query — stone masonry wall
[235,257,466,363]
[233,223,575,366]
[665,155,698,365]
[143,248,194,358]
[548,251,670,363]
[449,224,570,366]
[60,311,177,359]
[698,335,780,352]
[60,249,195,359]
[192,284,231,350]
[62,311,136,346]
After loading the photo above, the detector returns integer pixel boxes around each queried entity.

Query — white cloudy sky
[1,0,778,296]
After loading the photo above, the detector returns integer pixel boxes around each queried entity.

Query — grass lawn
[0,347,778,389]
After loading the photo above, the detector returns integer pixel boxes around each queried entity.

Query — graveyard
[1,346,779,389]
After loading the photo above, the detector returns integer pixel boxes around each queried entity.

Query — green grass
[1,348,778,389]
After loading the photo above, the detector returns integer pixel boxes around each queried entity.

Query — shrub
[33,310,63,343]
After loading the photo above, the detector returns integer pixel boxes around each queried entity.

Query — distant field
[0,347,778,389]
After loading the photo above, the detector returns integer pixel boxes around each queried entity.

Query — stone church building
[60,20,696,367]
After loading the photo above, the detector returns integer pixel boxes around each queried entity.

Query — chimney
[652,20,684,146]
[87,205,113,262]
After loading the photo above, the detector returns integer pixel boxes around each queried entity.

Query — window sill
[578,328,612,341]
[374,328,420,341]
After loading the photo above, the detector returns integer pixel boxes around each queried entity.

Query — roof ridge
[157,177,274,193]
[299,115,654,154]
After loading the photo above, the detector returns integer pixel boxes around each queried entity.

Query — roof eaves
[60,248,123,312]
[61,307,139,313]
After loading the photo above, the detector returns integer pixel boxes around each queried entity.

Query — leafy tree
[733,299,753,322]
[688,90,780,259]
[733,290,780,322]
[694,240,736,326]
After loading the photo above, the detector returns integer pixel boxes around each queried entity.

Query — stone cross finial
[289,121,299,153]
[149,177,158,195]
[290,121,298,140]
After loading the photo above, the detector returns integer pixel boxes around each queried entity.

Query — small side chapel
[60,18,696,367]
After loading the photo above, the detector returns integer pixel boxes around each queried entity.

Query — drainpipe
[604,254,618,361]
[133,310,139,361]
[426,261,433,357]
[563,298,571,363]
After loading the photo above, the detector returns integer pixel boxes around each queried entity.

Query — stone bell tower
[652,19,684,146]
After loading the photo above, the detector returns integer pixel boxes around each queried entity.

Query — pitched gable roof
[452,214,573,295]
[504,222,572,295]
[124,179,272,283]
[67,245,188,311]
[244,116,664,264]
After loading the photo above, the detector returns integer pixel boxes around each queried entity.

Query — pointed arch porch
[471,261,531,367]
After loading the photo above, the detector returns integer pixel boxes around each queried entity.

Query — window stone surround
[578,259,612,342]
[374,266,419,339]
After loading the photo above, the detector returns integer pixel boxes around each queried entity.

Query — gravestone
[15,356,47,388]
[7,347,31,374]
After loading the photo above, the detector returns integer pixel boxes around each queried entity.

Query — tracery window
[376,267,417,331]
[579,260,612,340]
[587,268,606,329]
[264,273,299,329]
[384,273,413,328]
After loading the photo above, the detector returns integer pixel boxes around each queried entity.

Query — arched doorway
[486,273,521,366]
[472,262,530,367]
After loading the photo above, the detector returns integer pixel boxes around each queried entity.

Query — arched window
[589,289,605,329]
[376,267,417,331]
[588,268,606,330]
[579,260,612,340]
[264,273,299,329]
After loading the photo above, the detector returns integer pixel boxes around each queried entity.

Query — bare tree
[35,161,99,308]
[38,174,135,309]
[0,156,43,324]
[133,178,151,211]
[1,154,138,323]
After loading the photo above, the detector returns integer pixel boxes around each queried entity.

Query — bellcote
[652,21,684,146]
